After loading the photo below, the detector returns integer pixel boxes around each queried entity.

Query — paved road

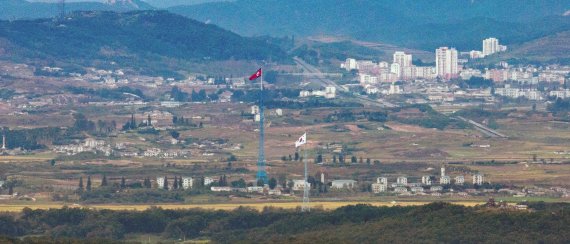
[293,57,397,108]
[293,57,346,92]
[457,116,508,138]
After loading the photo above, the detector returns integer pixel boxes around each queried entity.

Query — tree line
[0,202,567,242]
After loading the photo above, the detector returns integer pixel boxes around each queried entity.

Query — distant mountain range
[0,0,153,19]
[142,0,232,8]
[1,0,569,65]
[167,0,570,51]
[0,11,286,76]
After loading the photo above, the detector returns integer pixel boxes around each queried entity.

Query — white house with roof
[331,180,357,189]
[144,148,162,157]
[84,138,105,148]
[455,175,465,185]
[292,180,310,191]
[371,183,388,193]
[440,176,451,185]
[396,176,408,186]
[411,187,424,193]
[430,186,443,192]
[247,186,264,193]
[182,177,193,189]
[421,175,432,185]
[156,177,166,189]
[394,187,408,193]
[473,173,484,185]
[204,177,216,186]
[210,186,231,192]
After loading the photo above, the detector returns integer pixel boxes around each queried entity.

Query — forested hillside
[168,0,570,50]
[0,0,153,20]
[0,10,286,75]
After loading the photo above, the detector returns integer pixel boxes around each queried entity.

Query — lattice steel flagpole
[302,132,310,212]
[255,68,267,184]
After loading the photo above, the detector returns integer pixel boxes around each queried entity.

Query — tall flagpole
[302,131,310,212]
[256,69,268,184]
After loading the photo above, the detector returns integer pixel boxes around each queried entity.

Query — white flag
[295,133,307,148]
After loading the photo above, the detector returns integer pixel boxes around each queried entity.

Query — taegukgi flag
[295,133,307,148]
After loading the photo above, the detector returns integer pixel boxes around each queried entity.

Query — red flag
[249,68,262,80]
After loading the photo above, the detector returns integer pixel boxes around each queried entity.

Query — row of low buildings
[299,86,337,99]
[155,176,284,195]
[461,66,569,84]
[371,166,485,194]
[52,138,193,158]
[53,138,112,156]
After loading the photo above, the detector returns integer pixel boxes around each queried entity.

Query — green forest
[0,10,286,76]
[0,202,568,243]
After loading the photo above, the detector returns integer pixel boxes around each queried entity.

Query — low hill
[0,11,287,76]
[508,31,570,63]
[480,30,570,65]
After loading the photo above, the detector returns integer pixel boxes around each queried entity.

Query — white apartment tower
[396,176,407,185]
[393,51,412,68]
[182,177,194,190]
[441,165,446,177]
[435,47,458,79]
[440,176,451,185]
[421,175,432,186]
[455,175,465,185]
[156,177,165,189]
[473,173,484,185]
[482,38,499,56]
[1,135,5,150]
[344,58,358,71]
[390,63,401,78]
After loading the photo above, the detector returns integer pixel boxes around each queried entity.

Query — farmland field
[0,200,485,212]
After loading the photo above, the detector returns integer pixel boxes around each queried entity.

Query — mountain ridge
[0,10,286,76]
[0,0,154,20]
[167,0,570,51]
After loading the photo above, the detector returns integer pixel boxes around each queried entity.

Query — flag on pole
[295,133,307,148]
[249,68,262,80]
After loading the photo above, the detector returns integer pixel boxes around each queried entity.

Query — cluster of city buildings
[347,38,507,86]
[342,37,570,102]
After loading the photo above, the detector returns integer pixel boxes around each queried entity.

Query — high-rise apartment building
[393,51,412,68]
[435,47,458,79]
[482,37,499,56]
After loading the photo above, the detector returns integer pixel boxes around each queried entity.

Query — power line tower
[59,0,66,20]
[256,74,267,184]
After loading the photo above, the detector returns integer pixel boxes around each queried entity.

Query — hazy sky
[26,0,234,8]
